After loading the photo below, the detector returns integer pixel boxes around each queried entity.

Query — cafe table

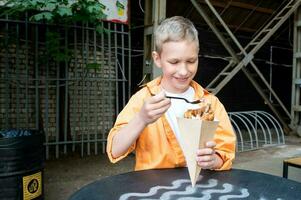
[69,168,301,200]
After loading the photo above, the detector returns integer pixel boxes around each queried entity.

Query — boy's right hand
[139,91,171,125]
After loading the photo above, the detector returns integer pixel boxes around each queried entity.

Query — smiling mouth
[175,77,189,82]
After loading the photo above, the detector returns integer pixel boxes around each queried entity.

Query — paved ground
[234,144,301,181]
[44,153,135,200]
[44,135,301,200]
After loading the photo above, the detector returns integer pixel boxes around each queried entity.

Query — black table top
[69,168,301,200]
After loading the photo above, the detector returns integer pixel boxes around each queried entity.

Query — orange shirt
[107,77,236,171]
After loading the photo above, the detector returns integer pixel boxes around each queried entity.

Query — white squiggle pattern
[160,186,196,200]
[259,197,283,200]
[178,183,233,200]
[219,188,250,200]
[160,179,218,200]
[119,179,251,200]
[119,179,191,200]
[196,179,218,188]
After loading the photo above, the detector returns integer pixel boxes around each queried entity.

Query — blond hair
[154,16,199,53]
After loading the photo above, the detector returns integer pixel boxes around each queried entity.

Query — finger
[197,160,214,169]
[149,90,167,103]
[197,156,216,169]
[205,141,216,148]
[145,98,170,113]
[153,98,171,109]
[149,103,171,117]
[196,155,213,162]
[196,148,215,156]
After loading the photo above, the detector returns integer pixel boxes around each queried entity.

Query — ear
[152,51,162,68]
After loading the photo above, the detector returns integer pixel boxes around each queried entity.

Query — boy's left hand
[196,141,223,170]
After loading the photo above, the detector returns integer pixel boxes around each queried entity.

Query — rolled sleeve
[214,124,236,170]
[211,96,236,171]
[106,124,136,163]
[215,149,235,170]
[106,91,144,163]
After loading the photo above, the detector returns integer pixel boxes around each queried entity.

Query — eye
[169,60,179,65]
[187,60,196,64]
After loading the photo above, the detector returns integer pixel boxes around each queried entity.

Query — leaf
[98,3,106,10]
[56,7,72,17]
[31,12,53,21]
[44,2,57,11]
[4,0,107,23]
[29,0,38,7]
[86,63,101,70]
[95,24,109,35]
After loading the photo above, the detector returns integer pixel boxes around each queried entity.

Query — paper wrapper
[177,118,219,187]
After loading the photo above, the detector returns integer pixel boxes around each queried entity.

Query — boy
[107,16,236,171]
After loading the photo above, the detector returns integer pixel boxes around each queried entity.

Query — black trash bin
[0,129,44,200]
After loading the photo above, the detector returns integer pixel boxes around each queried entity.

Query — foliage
[1,0,107,24]
[1,0,107,68]
[45,31,72,62]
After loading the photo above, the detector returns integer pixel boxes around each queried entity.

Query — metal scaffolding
[190,0,301,134]
[291,5,301,136]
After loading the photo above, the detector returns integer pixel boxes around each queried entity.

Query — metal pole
[101,21,106,154]
[5,14,9,129]
[114,23,119,116]
[16,22,20,128]
[86,23,90,156]
[81,22,85,157]
[64,27,68,155]
[73,24,78,153]
[25,12,29,128]
[128,26,132,101]
[35,25,39,131]
[45,27,50,159]
[121,24,126,107]
[108,22,113,153]
[93,26,98,155]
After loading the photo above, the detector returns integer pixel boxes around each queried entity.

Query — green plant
[45,31,72,62]
[1,0,108,67]
[2,0,107,24]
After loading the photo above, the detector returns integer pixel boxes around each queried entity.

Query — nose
[178,63,188,76]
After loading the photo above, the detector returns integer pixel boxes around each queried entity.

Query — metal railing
[0,15,131,159]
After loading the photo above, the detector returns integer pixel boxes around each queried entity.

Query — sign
[101,0,129,24]
[23,171,42,200]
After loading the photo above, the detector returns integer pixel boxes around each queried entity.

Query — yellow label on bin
[23,171,42,200]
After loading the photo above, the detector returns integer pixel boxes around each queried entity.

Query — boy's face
[153,40,199,93]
